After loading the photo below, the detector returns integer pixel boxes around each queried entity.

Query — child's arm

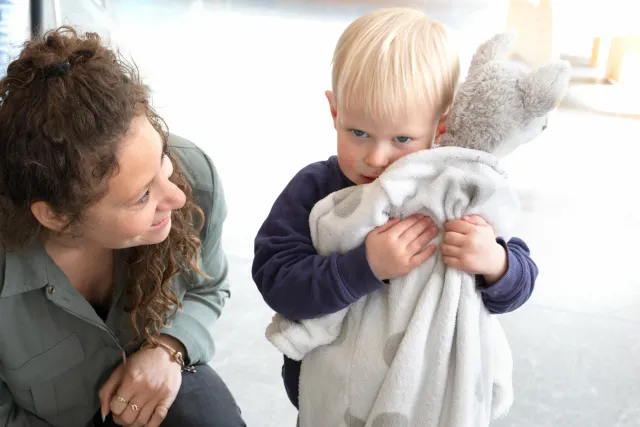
[252,162,385,321]
[477,237,537,314]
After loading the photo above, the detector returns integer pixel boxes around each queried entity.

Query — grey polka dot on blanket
[492,383,499,402]
[371,412,409,427]
[344,409,366,427]
[333,186,364,218]
[383,332,405,367]
[460,179,478,202]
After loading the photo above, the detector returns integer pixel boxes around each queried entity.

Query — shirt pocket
[2,333,87,418]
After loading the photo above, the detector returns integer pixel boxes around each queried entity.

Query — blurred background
[2,1,639,426]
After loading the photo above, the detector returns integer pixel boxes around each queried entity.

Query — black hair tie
[43,61,71,77]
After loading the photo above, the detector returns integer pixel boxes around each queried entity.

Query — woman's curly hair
[0,26,204,346]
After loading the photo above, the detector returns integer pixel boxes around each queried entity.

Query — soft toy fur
[437,31,570,156]
[266,32,570,427]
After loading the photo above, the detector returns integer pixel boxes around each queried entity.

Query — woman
[0,26,245,427]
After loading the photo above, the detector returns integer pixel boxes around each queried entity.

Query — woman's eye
[394,136,412,144]
[350,129,369,138]
[138,188,151,204]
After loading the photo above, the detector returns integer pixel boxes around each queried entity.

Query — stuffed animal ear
[468,31,516,73]
[519,61,571,117]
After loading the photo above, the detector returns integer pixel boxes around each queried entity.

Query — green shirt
[0,135,230,427]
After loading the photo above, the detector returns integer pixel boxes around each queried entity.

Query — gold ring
[115,395,129,404]
[130,403,140,412]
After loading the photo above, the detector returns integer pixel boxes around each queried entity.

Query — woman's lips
[151,214,170,228]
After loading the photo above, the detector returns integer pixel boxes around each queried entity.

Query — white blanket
[266,147,519,427]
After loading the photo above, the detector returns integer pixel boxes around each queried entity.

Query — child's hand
[366,214,439,281]
[441,215,507,285]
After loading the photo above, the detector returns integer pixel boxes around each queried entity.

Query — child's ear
[437,113,448,135]
[325,90,338,128]
[433,113,448,146]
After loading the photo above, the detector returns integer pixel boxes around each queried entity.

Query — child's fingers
[462,215,488,227]
[443,231,465,247]
[440,243,461,257]
[444,219,474,234]
[411,244,437,266]
[408,225,439,252]
[443,256,462,269]
[399,217,434,245]
[385,215,425,237]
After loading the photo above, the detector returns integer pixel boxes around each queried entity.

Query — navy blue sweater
[252,156,538,408]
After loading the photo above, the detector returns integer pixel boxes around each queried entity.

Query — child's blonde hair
[331,7,460,125]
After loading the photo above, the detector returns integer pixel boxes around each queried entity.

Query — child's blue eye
[394,136,412,144]
[350,129,369,138]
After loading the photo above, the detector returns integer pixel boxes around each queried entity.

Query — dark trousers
[93,364,245,427]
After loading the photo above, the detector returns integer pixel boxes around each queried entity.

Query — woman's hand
[99,336,184,427]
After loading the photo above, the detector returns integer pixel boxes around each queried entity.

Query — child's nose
[365,144,390,168]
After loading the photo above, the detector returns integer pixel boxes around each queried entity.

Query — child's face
[326,91,440,185]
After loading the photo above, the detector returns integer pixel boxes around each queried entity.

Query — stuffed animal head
[436,32,570,158]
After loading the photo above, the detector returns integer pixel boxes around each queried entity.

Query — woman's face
[75,115,186,249]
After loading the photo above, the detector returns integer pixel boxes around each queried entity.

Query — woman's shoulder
[0,243,45,299]
[168,134,227,234]
[168,134,219,193]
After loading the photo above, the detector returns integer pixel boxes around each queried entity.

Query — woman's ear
[30,201,68,232]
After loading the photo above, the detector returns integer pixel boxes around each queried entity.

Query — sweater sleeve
[252,162,385,320]
[478,237,538,314]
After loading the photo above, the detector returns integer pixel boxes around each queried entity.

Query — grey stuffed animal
[437,32,570,158]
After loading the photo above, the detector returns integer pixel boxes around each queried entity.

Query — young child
[252,7,538,412]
